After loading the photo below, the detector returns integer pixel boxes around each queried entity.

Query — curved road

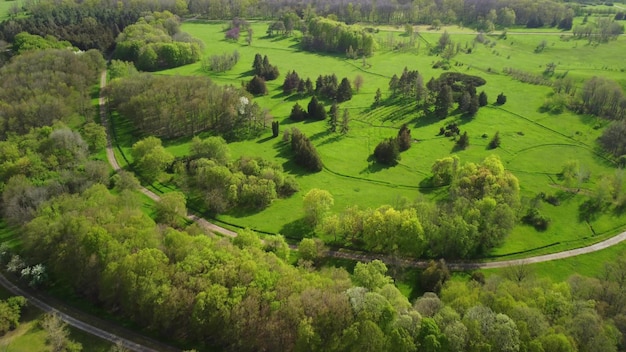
[99,71,626,270]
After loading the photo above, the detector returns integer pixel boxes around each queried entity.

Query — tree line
[321,155,519,259]
[107,74,269,141]
[12,179,626,351]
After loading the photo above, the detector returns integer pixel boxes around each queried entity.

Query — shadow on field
[256,135,275,144]
[360,155,395,174]
[280,218,314,240]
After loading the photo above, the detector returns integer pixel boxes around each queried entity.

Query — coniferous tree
[434,84,453,119]
[307,96,326,120]
[271,121,280,137]
[497,92,507,105]
[246,75,268,95]
[289,102,306,121]
[456,131,469,149]
[374,88,382,107]
[282,70,300,94]
[397,124,412,151]
[329,102,339,132]
[374,137,400,165]
[489,131,501,149]
[336,77,353,102]
[341,109,350,134]
[478,91,488,107]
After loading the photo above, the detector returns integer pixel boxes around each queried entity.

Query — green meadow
[109,19,626,258]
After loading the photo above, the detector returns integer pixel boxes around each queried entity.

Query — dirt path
[99,71,626,270]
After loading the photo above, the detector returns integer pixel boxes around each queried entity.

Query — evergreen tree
[337,77,353,102]
[397,124,412,151]
[305,78,314,95]
[246,75,267,95]
[282,70,300,94]
[341,109,350,134]
[478,91,488,107]
[489,131,501,149]
[374,137,400,165]
[329,102,339,132]
[374,88,382,107]
[497,92,507,105]
[468,94,479,116]
[271,121,280,137]
[289,102,306,121]
[290,128,323,172]
[307,96,326,120]
[297,79,306,94]
[434,84,453,119]
[456,131,469,150]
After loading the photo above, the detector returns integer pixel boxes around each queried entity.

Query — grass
[0,0,22,22]
[109,19,626,260]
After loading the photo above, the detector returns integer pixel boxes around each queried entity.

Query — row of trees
[107,74,269,141]
[320,155,520,258]
[201,50,239,73]
[113,11,202,71]
[302,17,375,57]
[283,71,355,102]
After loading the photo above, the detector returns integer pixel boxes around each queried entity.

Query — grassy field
[108,18,626,259]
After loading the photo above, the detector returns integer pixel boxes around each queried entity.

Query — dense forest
[1,0,626,351]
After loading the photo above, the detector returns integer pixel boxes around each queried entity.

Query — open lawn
[111,20,626,258]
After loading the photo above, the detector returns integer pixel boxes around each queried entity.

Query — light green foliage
[0,296,26,335]
[155,191,187,227]
[233,228,262,249]
[302,188,334,226]
[131,136,174,183]
[40,313,83,352]
[297,237,324,262]
[80,122,107,153]
[190,136,230,165]
[108,60,139,80]
[12,32,73,54]
[352,260,392,290]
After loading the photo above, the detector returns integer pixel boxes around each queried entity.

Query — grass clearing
[111,20,626,259]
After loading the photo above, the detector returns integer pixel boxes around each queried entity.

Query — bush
[246,75,268,96]
[488,131,501,149]
[522,208,550,231]
[289,103,306,122]
[496,92,507,105]
[456,131,469,150]
[397,124,412,151]
[374,137,400,165]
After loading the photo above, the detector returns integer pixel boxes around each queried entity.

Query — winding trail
[99,71,626,270]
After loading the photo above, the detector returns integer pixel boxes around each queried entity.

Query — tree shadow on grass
[280,218,314,241]
[360,155,396,174]
[318,134,344,147]
[256,135,276,144]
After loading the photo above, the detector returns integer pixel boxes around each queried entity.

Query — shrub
[522,208,551,231]
[456,131,469,150]
[246,75,268,96]
[397,124,412,151]
[488,131,501,149]
[496,92,507,105]
[374,137,400,165]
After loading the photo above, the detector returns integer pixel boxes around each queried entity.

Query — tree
[298,238,326,263]
[374,138,400,165]
[497,92,507,105]
[41,313,82,352]
[456,132,469,150]
[289,102,307,122]
[246,28,253,45]
[354,75,364,93]
[353,260,392,290]
[341,109,350,134]
[80,122,107,153]
[397,124,412,151]
[0,296,26,335]
[329,102,339,133]
[307,96,326,120]
[290,128,323,172]
[434,84,453,119]
[271,121,280,138]
[303,188,334,226]
[478,91,488,107]
[246,75,268,95]
[374,88,382,107]
[337,77,353,102]
[421,260,450,293]
[131,136,174,183]
[155,192,187,227]
[489,131,501,149]
[190,136,231,165]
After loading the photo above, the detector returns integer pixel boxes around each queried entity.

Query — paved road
[99,71,626,270]
[0,272,178,352]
